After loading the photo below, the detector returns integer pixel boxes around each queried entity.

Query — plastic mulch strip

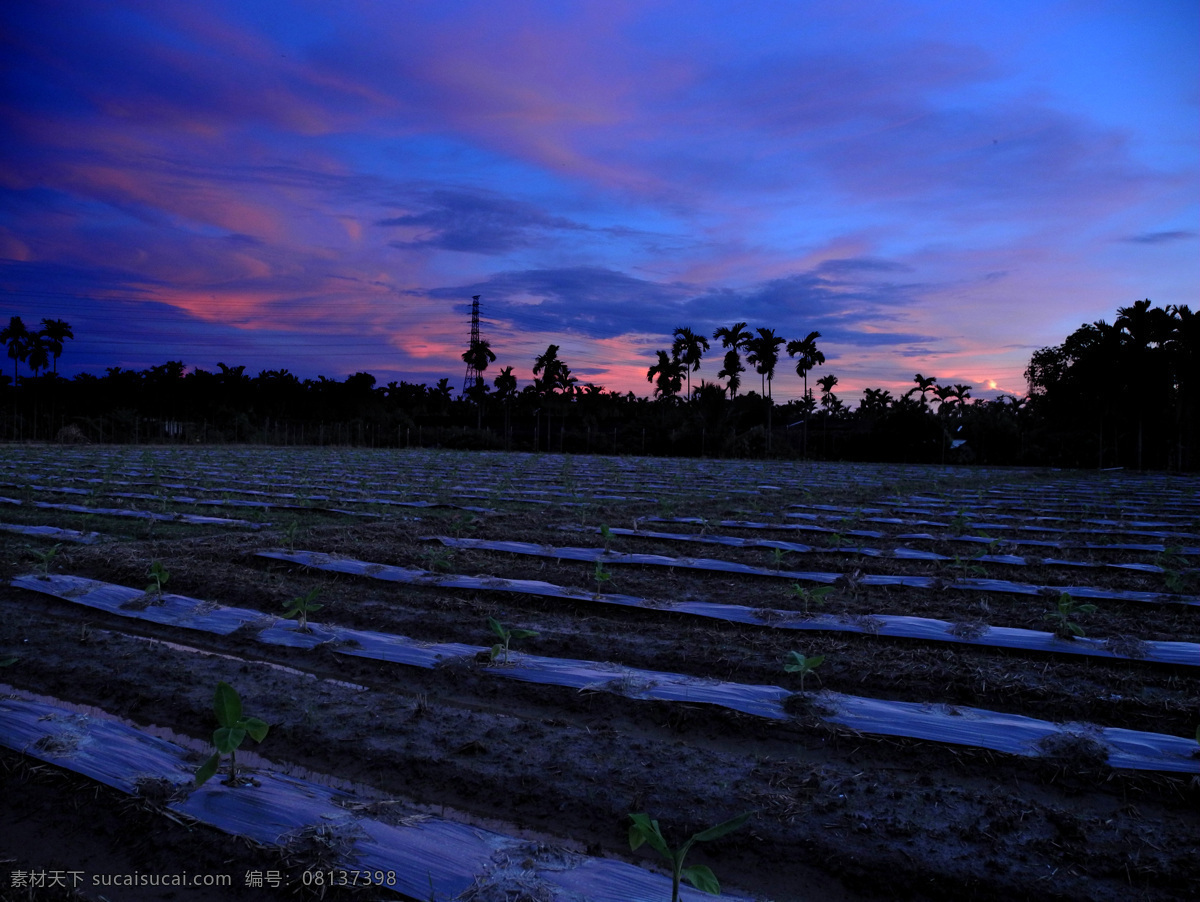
[0,496,266,528]
[651,516,1200,556]
[0,522,105,544]
[0,690,740,901]
[560,525,1175,574]
[425,536,1199,607]
[11,577,1199,774]
[252,550,1200,667]
[11,575,267,635]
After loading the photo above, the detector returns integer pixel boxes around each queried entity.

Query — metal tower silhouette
[462,295,482,395]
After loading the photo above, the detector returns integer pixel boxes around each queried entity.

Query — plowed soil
[1,447,1197,901]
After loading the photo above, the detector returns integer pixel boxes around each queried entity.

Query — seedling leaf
[691,811,752,842]
[214,681,242,727]
[214,725,245,753]
[195,752,220,787]
[243,716,270,743]
[628,813,672,858]
[680,865,720,894]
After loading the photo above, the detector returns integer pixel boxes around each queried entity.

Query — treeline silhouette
[1,301,1195,469]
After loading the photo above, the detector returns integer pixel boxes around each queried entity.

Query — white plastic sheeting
[14,572,1198,773]
[0,691,738,901]
[255,550,1200,667]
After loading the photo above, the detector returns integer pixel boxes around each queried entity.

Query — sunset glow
[2,0,1195,403]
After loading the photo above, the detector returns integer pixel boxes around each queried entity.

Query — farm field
[1,445,1198,901]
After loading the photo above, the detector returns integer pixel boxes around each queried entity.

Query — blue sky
[1,0,1195,401]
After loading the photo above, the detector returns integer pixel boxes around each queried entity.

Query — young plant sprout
[784,651,825,693]
[145,561,169,598]
[790,584,833,614]
[420,547,455,573]
[283,519,302,552]
[769,547,788,571]
[282,587,323,632]
[487,617,538,664]
[195,681,269,787]
[627,811,751,901]
[599,523,615,553]
[1044,592,1097,639]
[32,543,62,576]
[593,560,612,594]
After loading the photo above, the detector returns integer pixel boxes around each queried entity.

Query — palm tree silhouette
[533,344,568,396]
[905,374,938,410]
[816,373,840,413]
[1117,299,1172,468]
[647,349,684,403]
[38,319,73,376]
[1,316,30,385]
[786,331,824,455]
[461,338,496,426]
[746,327,785,398]
[717,349,743,399]
[713,322,751,398]
[462,339,497,390]
[671,326,709,402]
[26,334,49,380]
[746,327,785,450]
[860,388,893,416]
[493,365,517,448]
[786,331,824,402]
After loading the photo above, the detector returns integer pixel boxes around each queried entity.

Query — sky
[1,0,1196,404]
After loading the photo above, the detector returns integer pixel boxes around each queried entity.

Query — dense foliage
[1024,300,1198,470]
[1,301,1195,468]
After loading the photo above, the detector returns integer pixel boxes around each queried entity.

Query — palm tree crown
[671,326,709,401]
[1,316,30,384]
[646,349,685,402]
[39,318,74,375]
[786,331,824,405]
[713,322,751,398]
[746,327,785,397]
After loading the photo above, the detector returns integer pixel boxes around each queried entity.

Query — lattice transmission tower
[462,295,482,395]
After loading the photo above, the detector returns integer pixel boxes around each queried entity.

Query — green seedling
[282,587,323,632]
[145,561,169,598]
[448,513,478,537]
[790,584,833,614]
[420,547,456,573]
[593,560,612,594]
[769,547,788,571]
[948,554,987,577]
[599,523,615,553]
[1044,592,1097,639]
[195,681,269,787]
[0,656,17,667]
[32,543,62,576]
[784,651,825,693]
[948,510,970,535]
[628,811,751,901]
[487,617,538,664]
[283,519,302,552]
[1157,547,1197,594]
